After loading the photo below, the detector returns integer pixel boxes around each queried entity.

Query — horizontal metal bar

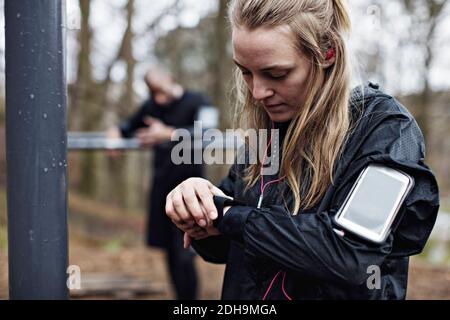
[68,132,245,151]
[68,137,141,150]
[68,132,108,138]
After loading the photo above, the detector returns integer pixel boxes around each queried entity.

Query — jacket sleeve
[215,109,439,286]
[119,100,154,138]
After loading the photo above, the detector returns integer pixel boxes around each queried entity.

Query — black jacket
[192,83,439,300]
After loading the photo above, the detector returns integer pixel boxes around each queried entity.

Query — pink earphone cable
[259,121,286,208]
[262,271,281,300]
[260,121,292,301]
[260,121,275,195]
[281,271,293,300]
[262,271,293,300]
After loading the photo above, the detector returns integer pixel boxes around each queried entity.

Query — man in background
[107,66,214,299]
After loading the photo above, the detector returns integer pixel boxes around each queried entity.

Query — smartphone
[333,164,414,243]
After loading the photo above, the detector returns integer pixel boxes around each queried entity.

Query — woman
[165,0,439,299]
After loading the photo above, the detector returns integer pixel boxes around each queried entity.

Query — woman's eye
[241,70,251,77]
[268,73,287,80]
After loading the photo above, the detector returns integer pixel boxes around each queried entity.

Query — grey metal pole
[5,0,68,299]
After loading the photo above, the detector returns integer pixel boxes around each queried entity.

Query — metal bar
[67,133,245,151]
[68,136,141,150]
[67,132,108,138]
[5,0,69,299]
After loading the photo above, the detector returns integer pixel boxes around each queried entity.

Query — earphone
[326,47,335,60]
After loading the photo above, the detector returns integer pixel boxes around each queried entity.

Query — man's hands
[106,117,174,158]
[136,117,175,147]
[165,178,231,248]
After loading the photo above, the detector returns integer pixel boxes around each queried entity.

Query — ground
[0,190,449,300]
[1,244,449,300]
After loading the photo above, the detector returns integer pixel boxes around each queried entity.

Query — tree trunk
[213,0,232,130]
[74,0,99,197]
[114,0,137,209]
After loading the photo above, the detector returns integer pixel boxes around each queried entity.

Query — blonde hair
[230,0,352,214]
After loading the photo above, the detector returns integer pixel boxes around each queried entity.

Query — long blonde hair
[230,0,352,214]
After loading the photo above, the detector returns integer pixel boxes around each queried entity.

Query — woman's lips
[265,103,286,111]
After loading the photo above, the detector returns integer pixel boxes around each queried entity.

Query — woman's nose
[251,78,274,101]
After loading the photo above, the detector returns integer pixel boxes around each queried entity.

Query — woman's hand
[183,225,221,249]
[182,206,232,249]
[165,177,227,230]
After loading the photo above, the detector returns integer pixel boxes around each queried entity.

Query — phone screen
[342,168,406,234]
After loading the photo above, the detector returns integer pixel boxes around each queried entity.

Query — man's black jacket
[192,83,439,300]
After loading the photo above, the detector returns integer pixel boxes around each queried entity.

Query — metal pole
[5,0,68,299]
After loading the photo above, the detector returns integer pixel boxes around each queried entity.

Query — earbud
[326,47,335,60]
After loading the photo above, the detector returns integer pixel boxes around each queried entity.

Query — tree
[72,0,99,196]
[213,0,233,130]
